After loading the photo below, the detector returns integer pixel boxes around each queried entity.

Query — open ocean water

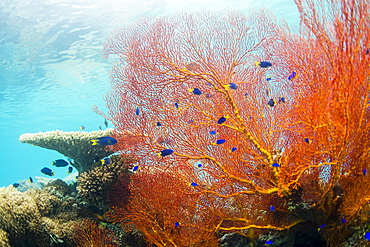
[0,0,299,187]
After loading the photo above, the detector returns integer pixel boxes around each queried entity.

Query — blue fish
[90,136,118,146]
[197,163,202,168]
[158,149,174,157]
[67,166,73,174]
[363,168,367,176]
[266,76,272,81]
[304,138,312,144]
[341,217,346,224]
[213,139,226,145]
[189,88,202,95]
[265,240,274,245]
[190,182,198,186]
[41,167,54,176]
[366,48,369,55]
[156,122,162,126]
[80,125,86,130]
[231,147,237,152]
[136,107,140,115]
[29,177,33,183]
[101,158,111,165]
[318,224,326,231]
[288,71,297,81]
[174,222,180,227]
[270,205,275,211]
[228,83,238,90]
[209,131,217,135]
[52,159,69,167]
[104,119,108,128]
[364,232,370,240]
[272,163,280,167]
[132,165,139,171]
[13,183,20,188]
[217,116,227,124]
[174,102,179,109]
[268,99,276,107]
[278,97,285,104]
[255,61,272,68]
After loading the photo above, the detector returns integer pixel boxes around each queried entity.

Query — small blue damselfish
[90,136,118,146]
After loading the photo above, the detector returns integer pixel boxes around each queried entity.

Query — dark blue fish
[363,168,367,176]
[318,224,326,231]
[156,122,162,126]
[158,149,174,157]
[341,217,346,224]
[265,240,274,245]
[136,107,140,115]
[278,97,286,104]
[80,125,86,130]
[189,88,202,95]
[255,61,272,68]
[190,182,198,186]
[41,167,54,176]
[174,102,179,109]
[104,119,108,128]
[209,131,217,135]
[174,222,180,227]
[99,125,102,130]
[288,71,297,81]
[29,177,33,183]
[231,147,237,152]
[13,183,20,188]
[197,163,202,167]
[365,232,370,240]
[266,76,272,81]
[304,138,312,144]
[52,159,69,167]
[366,48,369,55]
[67,166,73,174]
[90,136,118,146]
[272,163,280,167]
[217,116,227,124]
[214,139,226,145]
[268,99,275,107]
[133,165,139,171]
[270,205,275,211]
[101,158,111,165]
[228,83,238,90]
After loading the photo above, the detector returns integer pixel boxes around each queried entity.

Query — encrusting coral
[77,155,135,205]
[19,129,114,173]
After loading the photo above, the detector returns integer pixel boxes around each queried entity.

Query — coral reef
[97,1,370,245]
[19,129,114,173]
[77,155,134,205]
[0,179,87,247]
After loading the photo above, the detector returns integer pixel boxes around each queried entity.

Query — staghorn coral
[19,129,115,173]
[77,155,134,205]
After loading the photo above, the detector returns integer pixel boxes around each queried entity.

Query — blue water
[0,0,299,187]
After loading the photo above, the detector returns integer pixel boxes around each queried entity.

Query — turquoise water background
[0,0,300,187]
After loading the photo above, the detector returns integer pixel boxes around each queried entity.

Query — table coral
[19,129,115,173]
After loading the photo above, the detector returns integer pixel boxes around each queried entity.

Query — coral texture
[77,155,134,204]
[0,182,83,247]
[19,129,114,173]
